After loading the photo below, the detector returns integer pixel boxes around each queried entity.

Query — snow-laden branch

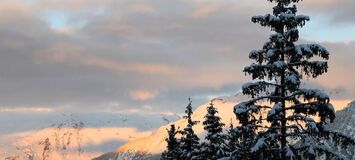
[251,11,309,31]
[242,81,280,97]
[294,44,329,59]
[287,114,319,133]
[293,144,347,160]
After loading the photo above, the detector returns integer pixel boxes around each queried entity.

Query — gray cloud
[0,0,354,116]
[300,0,355,24]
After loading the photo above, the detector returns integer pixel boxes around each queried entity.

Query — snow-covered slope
[94,94,248,159]
[95,97,355,160]
[0,112,180,160]
[1,123,152,160]
[324,101,355,159]
[116,94,247,154]
[326,101,355,138]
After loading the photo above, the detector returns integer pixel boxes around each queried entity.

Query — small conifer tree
[161,124,181,160]
[225,121,236,156]
[179,98,200,160]
[200,101,227,159]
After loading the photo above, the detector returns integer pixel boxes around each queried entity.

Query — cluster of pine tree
[161,99,228,160]
[162,0,354,159]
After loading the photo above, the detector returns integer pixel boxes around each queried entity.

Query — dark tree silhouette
[227,115,258,159]
[179,98,200,160]
[200,101,227,159]
[161,124,181,160]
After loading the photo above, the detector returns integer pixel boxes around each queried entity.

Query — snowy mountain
[0,112,180,160]
[94,97,355,160]
[93,93,247,160]
[326,101,355,138]
[324,101,355,159]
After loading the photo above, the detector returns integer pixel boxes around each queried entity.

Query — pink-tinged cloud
[0,2,33,14]
[36,0,110,11]
[302,0,340,8]
[84,57,177,74]
[304,41,355,98]
[130,90,158,101]
[130,2,157,14]
[35,43,179,74]
[0,0,354,113]
[191,2,220,18]
[0,107,54,113]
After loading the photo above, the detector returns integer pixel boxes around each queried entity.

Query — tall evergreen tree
[161,124,181,160]
[234,0,355,159]
[180,98,200,160]
[200,101,227,159]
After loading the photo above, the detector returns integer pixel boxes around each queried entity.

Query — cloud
[191,2,220,18]
[130,90,158,101]
[301,0,355,24]
[0,2,354,159]
[0,1,33,14]
[83,57,177,74]
[130,2,157,14]
[0,0,353,115]
[0,107,54,113]
[306,41,355,98]
[36,44,179,74]
[35,0,110,11]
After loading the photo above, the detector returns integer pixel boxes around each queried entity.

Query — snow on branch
[284,145,295,160]
[285,73,300,91]
[268,0,302,6]
[251,137,266,153]
[252,14,280,28]
[298,89,329,103]
[242,81,279,98]
[322,129,355,149]
[289,60,328,78]
[244,59,325,81]
[252,11,309,30]
[294,44,329,59]
[234,101,272,125]
[285,28,299,42]
[249,47,281,64]
[286,102,334,118]
[267,102,283,121]
[244,62,287,80]
[280,10,309,28]
[287,114,320,133]
[293,144,347,160]
[249,50,264,63]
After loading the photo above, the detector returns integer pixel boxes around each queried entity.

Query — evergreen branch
[293,145,346,160]
[242,81,281,98]
[322,129,355,147]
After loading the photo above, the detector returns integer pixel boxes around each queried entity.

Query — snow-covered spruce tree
[200,101,227,159]
[161,124,181,160]
[225,122,237,155]
[179,98,201,160]
[234,0,355,159]
[227,114,258,159]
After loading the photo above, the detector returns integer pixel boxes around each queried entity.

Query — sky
[0,0,355,137]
